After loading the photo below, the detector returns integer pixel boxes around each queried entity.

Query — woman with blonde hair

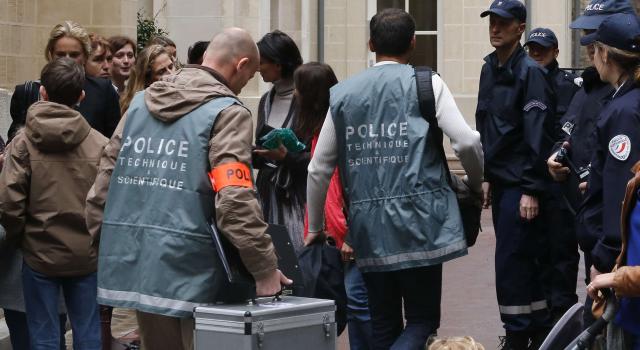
[579,13,640,348]
[8,20,120,140]
[119,44,175,115]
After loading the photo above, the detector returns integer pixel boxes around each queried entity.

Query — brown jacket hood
[25,101,91,152]
[144,66,237,122]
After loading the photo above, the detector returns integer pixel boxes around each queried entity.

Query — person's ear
[368,39,375,53]
[39,86,49,101]
[553,47,559,59]
[409,35,416,51]
[236,57,250,73]
[76,90,86,105]
[517,22,526,35]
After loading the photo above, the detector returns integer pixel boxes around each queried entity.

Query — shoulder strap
[414,66,452,186]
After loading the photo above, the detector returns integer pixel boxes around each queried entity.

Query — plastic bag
[259,128,306,152]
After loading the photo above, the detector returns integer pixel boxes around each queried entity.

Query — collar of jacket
[612,78,638,100]
[545,59,560,74]
[484,44,527,84]
[183,64,231,90]
[582,66,610,93]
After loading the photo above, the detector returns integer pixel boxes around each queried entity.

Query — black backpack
[414,66,483,247]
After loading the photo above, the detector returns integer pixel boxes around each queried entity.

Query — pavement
[1,209,588,350]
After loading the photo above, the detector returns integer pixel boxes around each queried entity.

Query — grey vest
[97,92,238,317]
[330,64,466,272]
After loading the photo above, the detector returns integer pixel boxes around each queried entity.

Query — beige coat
[614,161,640,297]
[0,101,108,277]
[85,66,277,280]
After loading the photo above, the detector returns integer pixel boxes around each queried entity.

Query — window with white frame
[373,0,440,70]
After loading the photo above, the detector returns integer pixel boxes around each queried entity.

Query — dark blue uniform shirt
[579,80,640,272]
[547,60,580,138]
[476,45,556,195]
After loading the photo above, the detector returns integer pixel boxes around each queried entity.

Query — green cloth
[259,128,306,152]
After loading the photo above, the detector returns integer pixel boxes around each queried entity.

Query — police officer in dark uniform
[579,9,640,324]
[476,1,555,348]
[524,27,581,322]
[546,0,636,327]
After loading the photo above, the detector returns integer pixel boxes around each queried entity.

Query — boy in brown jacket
[0,57,108,349]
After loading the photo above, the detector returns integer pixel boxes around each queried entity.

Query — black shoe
[498,331,529,350]
[528,328,551,350]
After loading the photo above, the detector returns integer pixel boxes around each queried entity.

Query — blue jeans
[22,263,101,350]
[345,262,373,350]
[362,265,442,350]
[3,309,67,349]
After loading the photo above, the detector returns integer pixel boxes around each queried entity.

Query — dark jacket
[475,45,556,195]
[578,80,640,273]
[9,76,121,140]
[0,101,108,277]
[547,60,580,137]
[253,89,311,216]
[555,67,615,212]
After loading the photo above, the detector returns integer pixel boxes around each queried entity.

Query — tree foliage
[136,4,168,52]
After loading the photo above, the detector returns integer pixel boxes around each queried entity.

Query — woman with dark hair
[253,30,306,252]
[298,62,374,350]
[187,40,210,65]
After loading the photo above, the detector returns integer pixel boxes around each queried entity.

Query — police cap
[524,28,558,48]
[580,13,640,53]
[480,0,526,23]
[570,0,636,30]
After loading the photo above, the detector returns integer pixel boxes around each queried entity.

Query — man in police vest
[476,0,556,348]
[307,8,484,349]
[525,27,581,323]
[86,27,291,350]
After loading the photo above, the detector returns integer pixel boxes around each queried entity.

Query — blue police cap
[480,0,527,23]
[524,28,558,48]
[580,13,640,52]
[570,0,636,30]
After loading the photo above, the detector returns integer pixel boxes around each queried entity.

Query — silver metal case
[194,296,336,350]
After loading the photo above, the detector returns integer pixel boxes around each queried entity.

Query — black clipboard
[210,223,305,296]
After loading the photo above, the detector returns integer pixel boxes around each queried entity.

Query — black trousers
[492,186,552,332]
[539,185,580,316]
[362,264,442,350]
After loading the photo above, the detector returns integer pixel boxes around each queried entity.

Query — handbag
[414,66,482,247]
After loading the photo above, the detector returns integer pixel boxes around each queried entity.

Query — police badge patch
[608,135,631,161]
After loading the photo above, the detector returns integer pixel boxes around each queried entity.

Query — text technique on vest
[116,136,189,190]
[345,122,410,167]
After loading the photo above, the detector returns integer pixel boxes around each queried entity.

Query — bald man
[86,28,291,350]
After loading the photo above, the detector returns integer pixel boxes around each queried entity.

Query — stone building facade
[1,0,639,149]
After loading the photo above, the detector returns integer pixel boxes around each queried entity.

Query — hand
[590,265,603,284]
[587,272,615,300]
[255,269,292,297]
[481,182,491,209]
[519,194,539,220]
[304,231,325,246]
[253,144,287,161]
[579,181,588,195]
[547,145,570,181]
[341,242,354,262]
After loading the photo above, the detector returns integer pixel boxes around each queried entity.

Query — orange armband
[209,162,254,192]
